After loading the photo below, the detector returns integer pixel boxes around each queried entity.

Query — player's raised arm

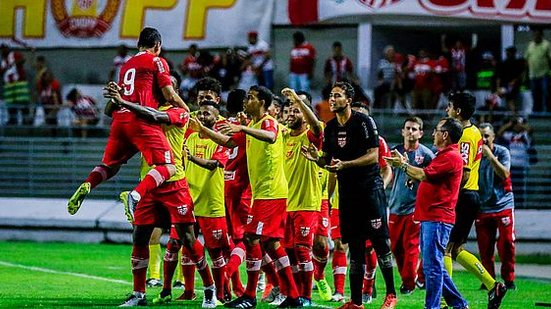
[281,87,322,136]
[190,117,237,148]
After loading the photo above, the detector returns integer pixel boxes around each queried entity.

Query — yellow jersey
[319,168,329,202]
[140,106,189,182]
[283,128,323,212]
[245,114,288,200]
[185,132,228,218]
[458,125,483,191]
[330,180,339,210]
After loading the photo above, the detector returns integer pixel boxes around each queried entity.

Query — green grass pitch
[0,241,549,308]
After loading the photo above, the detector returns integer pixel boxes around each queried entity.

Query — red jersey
[115,51,172,121]
[290,42,316,74]
[182,54,203,78]
[409,56,435,90]
[324,56,354,84]
[223,117,250,190]
[414,144,463,225]
[378,136,391,169]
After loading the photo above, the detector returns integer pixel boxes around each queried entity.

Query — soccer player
[445,91,507,308]
[476,123,516,290]
[303,81,397,309]
[280,87,324,305]
[384,117,469,309]
[185,101,231,303]
[313,168,333,302]
[67,27,186,219]
[102,83,216,308]
[387,117,434,295]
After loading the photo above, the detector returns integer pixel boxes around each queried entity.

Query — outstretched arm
[190,118,237,148]
[281,87,323,136]
[104,84,171,124]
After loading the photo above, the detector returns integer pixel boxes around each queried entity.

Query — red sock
[181,248,196,293]
[226,242,246,277]
[269,245,299,299]
[313,244,329,281]
[363,248,377,294]
[244,242,262,298]
[134,165,171,198]
[85,165,115,189]
[261,254,280,287]
[286,247,301,295]
[296,246,313,299]
[131,245,149,293]
[332,250,347,294]
[163,240,181,290]
[188,240,214,287]
[231,270,245,297]
[209,248,227,300]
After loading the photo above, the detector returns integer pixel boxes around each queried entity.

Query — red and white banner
[277,0,551,25]
[0,0,274,49]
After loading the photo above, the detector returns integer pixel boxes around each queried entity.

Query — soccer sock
[296,245,314,299]
[261,253,280,287]
[444,255,453,277]
[349,260,365,305]
[226,242,246,277]
[85,165,115,189]
[163,240,180,290]
[363,249,377,294]
[456,250,496,289]
[149,244,162,280]
[188,240,214,287]
[131,245,149,293]
[134,165,171,199]
[231,270,245,297]
[378,252,396,295]
[209,248,227,300]
[269,245,300,299]
[286,247,301,294]
[244,242,262,298]
[332,249,347,294]
[181,248,196,293]
[313,244,329,281]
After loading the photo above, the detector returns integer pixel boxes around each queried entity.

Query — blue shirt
[478,144,515,213]
[389,144,435,215]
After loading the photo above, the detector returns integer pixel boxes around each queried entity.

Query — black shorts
[339,187,389,244]
[449,190,480,244]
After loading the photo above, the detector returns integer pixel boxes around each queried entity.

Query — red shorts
[315,199,330,237]
[282,211,318,248]
[134,179,195,226]
[225,184,252,240]
[330,208,342,240]
[245,198,287,239]
[197,216,230,249]
[103,119,173,167]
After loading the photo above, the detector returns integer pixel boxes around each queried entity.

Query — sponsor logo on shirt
[460,142,470,165]
[224,170,236,181]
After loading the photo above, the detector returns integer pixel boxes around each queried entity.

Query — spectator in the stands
[524,28,551,113]
[37,70,62,126]
[1,43,31,125]
[476,52,497,92]
[179,44,203,100]
[247,31,274,90]
[497,117,536,208]
[441,33,477,91]
[374,45,400,109]
[408,48,435,110]
[210,48,241,97]
[109,44,131,82]
[237,53,258,91]
[289,31,316,92]
[478,94,508,130]
[324,41,355,87]
[66,88,99,138]
[496,46,526,114]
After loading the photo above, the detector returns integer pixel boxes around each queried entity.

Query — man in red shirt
[324,41,355,86]
[385,117,468,309]
[289,31,316,93]
[67,27,187,220]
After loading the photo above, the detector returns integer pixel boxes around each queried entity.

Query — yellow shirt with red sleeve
[185,132,229,218]
[232,114,288,200]
[459,125,483,191]
[139,106,189,182]
[283,126,323,212]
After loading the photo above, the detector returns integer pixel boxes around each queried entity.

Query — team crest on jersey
[51,0,121,38]
[300,226,311,237]
[246,215,253,225]
[212,229,223,240]
[501,216,511,226]
[414,155,425,165]
[337,132,347,147]
[177,205,189,216]
[371,218,382,230]
[322,218,329,228]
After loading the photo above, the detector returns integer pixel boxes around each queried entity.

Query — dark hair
[333,41,342,48]
[272,95,285,107]
[36,55,46,63]
[321,84,332,100]
[296,90,312,106]
[403,116,424,130]
[332,81,355,100]
[440,117,463,144]
[189,44,198,50]
[195,77,221,96]
[293,31,305,44]
[250,85,274,110]
[200,100,220,110]
[137,27,162,49]
[227,89,246,114]
[448,91,476,120]
[350,101,365,108]
[66,88,79,102]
